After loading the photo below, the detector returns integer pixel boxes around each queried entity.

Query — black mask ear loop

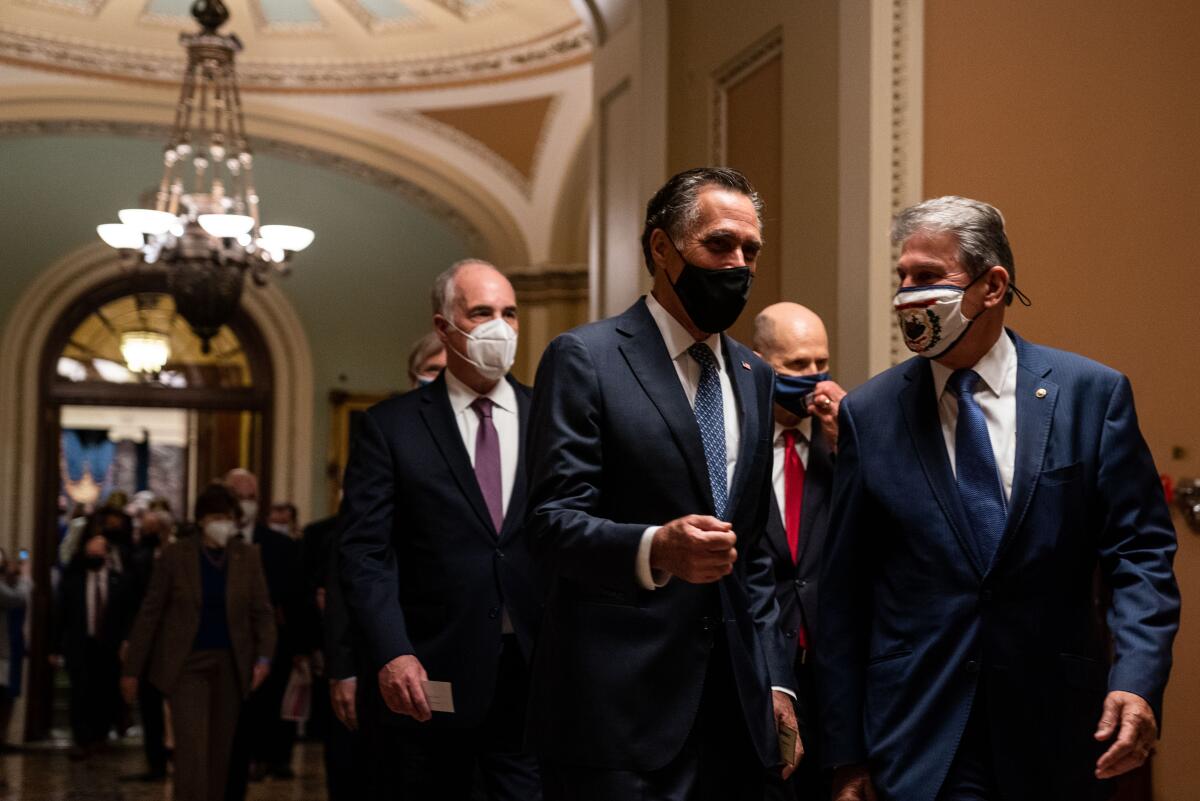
[1009,282,1032,307]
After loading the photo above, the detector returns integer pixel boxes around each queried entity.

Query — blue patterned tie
[948,369,1007,566]
[688,343,728,519]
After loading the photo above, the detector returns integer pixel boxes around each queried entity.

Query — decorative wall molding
[0,22,592,91]
[508,263,588,303]
[0,243,315,551]
[887,0,923,364]
[0,117,487,253]
[710,27,782,165]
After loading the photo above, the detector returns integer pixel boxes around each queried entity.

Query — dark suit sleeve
[526,333,652,592]
[123,550,173,678]
[247,546,278,662]
[338,408,411,670]
[323,529,357,681]
[1095,375,1180,725]
[816,399,876,768]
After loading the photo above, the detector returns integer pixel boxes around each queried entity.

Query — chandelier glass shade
[95,0,313,352]
[119,330,172,374]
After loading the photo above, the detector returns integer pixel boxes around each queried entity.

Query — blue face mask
[773,372,830,418]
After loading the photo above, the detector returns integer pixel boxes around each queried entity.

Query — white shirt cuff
[772,686,797,700]
[636,526,671,590]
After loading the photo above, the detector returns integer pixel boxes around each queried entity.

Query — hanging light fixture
[96,0,313,352]
[120,330,172,374]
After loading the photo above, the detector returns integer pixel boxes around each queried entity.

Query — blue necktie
[948,369,1007,566]
[688,343,728,519]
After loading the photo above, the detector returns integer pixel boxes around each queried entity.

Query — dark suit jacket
[524,298,791,773]
[123,538,277,699]
[338,373,541,730]
[765,421,834,716]
[817,330,1180,801]
[251,523,303,655]
[55,565,134,663]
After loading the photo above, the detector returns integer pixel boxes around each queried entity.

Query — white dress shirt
[635,293,741,591]
[86,566,108,638]
[772,418,813,517]
[444,367,520,518]
[930,332,1018,503]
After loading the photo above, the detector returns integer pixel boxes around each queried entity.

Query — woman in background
[121,483,276,801]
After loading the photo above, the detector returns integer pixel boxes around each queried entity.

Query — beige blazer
[123,537,277,698]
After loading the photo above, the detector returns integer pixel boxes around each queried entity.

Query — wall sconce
[1176,477,1200,534]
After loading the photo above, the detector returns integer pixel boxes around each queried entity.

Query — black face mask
[667,245,753,334]
[84,555,106,572]
[140,534,161,549]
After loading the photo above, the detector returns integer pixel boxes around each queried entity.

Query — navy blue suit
[339,373,542,799]
[525,298,791,787]
[817,330,1180,801]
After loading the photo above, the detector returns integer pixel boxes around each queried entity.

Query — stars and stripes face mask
[892,273,985,359]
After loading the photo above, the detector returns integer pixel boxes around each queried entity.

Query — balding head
[753,303,829,375]
[224,468,259,502]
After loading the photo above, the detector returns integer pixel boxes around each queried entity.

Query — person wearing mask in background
[121,483,275,801]
[818,196,1180,801]
[407,330,447,388]
[53,533,133,760]
[224,468,303,791]
[268,503,300,539]
[340,259,543,800]
[0,548,31,787]
[752,303,846,801]
[121,508,174,783]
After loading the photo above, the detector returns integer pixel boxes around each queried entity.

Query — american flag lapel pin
[741,361,752,371]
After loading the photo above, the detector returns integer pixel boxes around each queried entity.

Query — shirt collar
[645,293,725,369]
[774,418,812,445]
[931,329,1016,400]
[444,366,517,415]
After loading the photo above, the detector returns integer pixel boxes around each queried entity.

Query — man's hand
[1095,691,1158,779]
[807,380,847,452]
[120,676,138,705]
[649,515,737,584]
[251,660,271,691]
[330,677,359,731]
[378,654,431,722]
[832,763,877,801]
[772,690,804,779]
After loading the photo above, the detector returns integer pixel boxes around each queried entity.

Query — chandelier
[96,0,313,352]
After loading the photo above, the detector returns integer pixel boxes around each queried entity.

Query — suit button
[965,660,980,674]
[495,550,506,559]
[980,589,993,603]
[796,579,808,589]
[488,607,500,619]
[785,629,797,639]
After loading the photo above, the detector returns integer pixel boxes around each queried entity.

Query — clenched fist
[650,515,737,584]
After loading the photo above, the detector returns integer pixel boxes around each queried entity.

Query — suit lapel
[765,491,792,563]
[498,379,530,542]
[899,360,987,577]
[418,376,498,537]
[617,301,714,512]
[723,336,760,512]
[993,333,1057,568]
[182,539,202,610]
[796,424,833,566]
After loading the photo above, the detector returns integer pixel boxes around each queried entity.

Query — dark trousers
[764,649,830,801]
[378,634,541,801]
[138,678,167,773]
[67,639,120,747]
[542,630,766,801]
[937,697,998,801]
[171,649,242,801]
[251,644,298,770]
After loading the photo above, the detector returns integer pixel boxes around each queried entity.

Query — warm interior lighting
[198,214,255,239]
[118,209,178,235]
[259,225,315,252]
[119,331,171,374]
[97,223,144,249]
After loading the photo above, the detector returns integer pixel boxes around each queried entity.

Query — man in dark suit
[526,167,800,801]
[752,302,847,800]
[54,532,134,759]
[340,259,542,800]
[818,196,1181,801]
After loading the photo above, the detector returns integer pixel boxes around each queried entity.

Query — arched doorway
[27,270,276,740]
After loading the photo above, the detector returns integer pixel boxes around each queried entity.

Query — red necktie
[783,429,809,650]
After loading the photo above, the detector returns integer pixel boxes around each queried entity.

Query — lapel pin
[1035,388,1047,398]
[741,361,751,371]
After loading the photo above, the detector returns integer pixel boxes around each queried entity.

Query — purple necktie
[471,397,504,534]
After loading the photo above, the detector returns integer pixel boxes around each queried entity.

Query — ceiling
[0,0,590,90]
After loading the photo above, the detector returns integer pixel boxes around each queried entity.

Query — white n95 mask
[449,318,518,380]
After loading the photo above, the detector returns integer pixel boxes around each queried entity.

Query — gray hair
[430,259,498,318]
[891,195,1016,303]
[406,330,444,385]
[641,167,763,276]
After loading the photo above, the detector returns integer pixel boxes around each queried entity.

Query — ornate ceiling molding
[0,117,486,252]
[0,21,591,91]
